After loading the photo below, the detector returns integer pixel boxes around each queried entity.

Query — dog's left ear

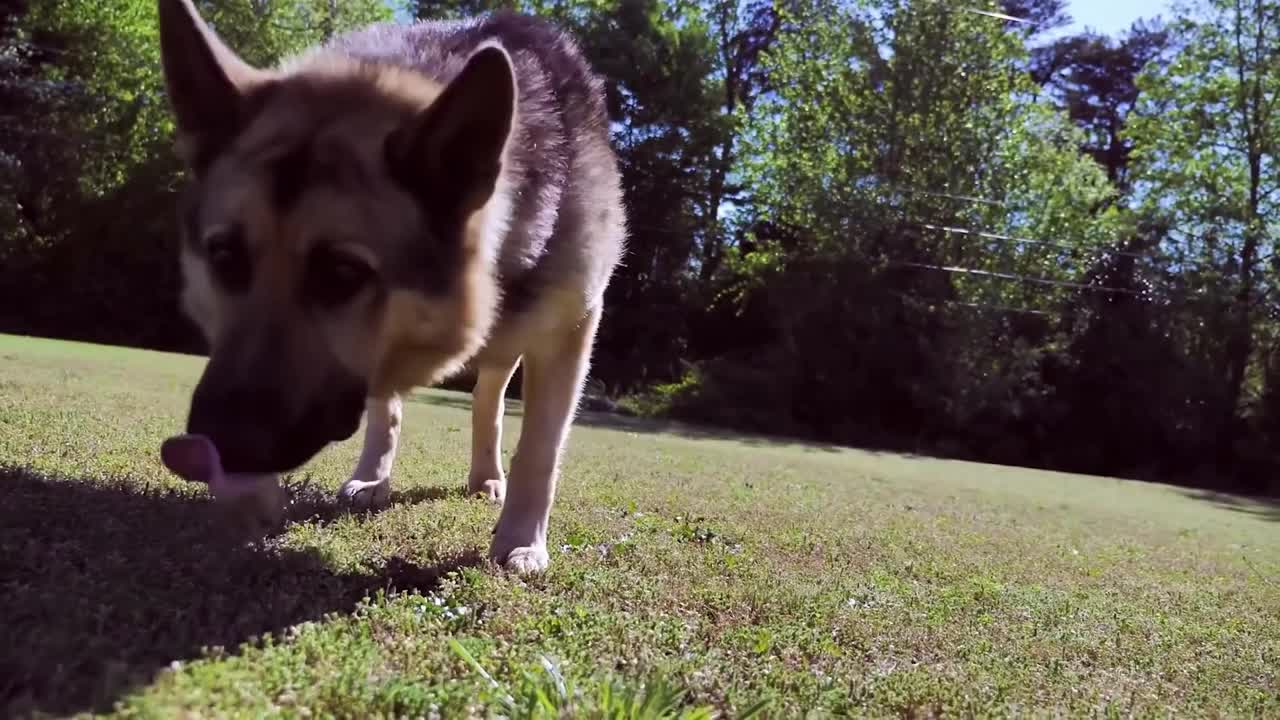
[157,0,270,174]
[386,43,517,217]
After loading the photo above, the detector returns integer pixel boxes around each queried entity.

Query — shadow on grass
[1180,488,1280,523]
[407,390,846,454]
[0,465,480,718]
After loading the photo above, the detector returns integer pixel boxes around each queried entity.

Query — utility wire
[961,8,1035,24]
[912,222,1147,259]
[898,261,1146,296]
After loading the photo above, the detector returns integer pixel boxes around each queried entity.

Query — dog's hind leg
[490,307,601,574]
[338,393,402,511]
[468,357,521,504]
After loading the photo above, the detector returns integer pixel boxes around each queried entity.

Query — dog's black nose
[186,411,273,474]
[186,388,359,474]
[185,358,367,474]
[184,415,319,474]
[186,377,291,472]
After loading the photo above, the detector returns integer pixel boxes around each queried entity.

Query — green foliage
[696,0,1125,454]
[1129,0,1280,238]
[1030,20,1169,189]
[23,0,167,194]
[739,0,1117,308]
[196,0,394,66]
[1127,0,1280,446]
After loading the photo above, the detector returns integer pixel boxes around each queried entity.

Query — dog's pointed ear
[386,43,517,216]
[158,0,267,172]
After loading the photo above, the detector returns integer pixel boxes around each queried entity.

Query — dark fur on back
[320,12,613,315]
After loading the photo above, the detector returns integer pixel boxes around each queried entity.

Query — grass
[1,332,1278,719]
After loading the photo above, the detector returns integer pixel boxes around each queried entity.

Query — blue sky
[1068,0,1169,34]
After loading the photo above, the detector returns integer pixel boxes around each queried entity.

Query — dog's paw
[467,475,506,505]
[338,477,392,512]
[493,544,550,575]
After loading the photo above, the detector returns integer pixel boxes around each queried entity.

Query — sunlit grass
[2,333,1278,718]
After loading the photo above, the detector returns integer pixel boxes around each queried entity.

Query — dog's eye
[304,247,374,309]
[204,226,251,293]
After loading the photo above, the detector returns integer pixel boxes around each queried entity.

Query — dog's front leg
[338,393,402,511]
[468,358,520,503]
[491,309,600,574]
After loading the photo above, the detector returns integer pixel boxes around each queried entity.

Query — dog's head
[157,0,515,473]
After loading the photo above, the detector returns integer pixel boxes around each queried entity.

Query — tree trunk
[321,0,337,42]
[1220,0,1266,458]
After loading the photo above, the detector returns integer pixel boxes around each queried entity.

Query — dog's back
[314,13,626,333]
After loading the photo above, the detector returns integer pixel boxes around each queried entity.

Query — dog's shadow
[0,465,479,718]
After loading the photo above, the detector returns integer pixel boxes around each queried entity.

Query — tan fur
[491,306,602,572]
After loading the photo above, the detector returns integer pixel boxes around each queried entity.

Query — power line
[944,300,1054,317]
[628,219,1154,298]
[892,291,1054,317]
[961,8,1034,24]
[630,216,1152,267]
[890,186,1009,208]
[629,212,1163,300]
[898,261,1146,296]
[912,222,1146,260]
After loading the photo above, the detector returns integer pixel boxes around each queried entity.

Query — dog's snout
[184,360,368,474]
[187,393,273,473]
[186,363,292,472]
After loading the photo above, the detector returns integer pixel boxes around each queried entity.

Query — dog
[155,0,626,574]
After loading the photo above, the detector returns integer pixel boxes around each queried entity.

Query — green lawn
[1,333,1278,719]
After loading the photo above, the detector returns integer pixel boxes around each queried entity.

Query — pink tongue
[160,434,223,485]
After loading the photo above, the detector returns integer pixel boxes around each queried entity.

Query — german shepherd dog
[155,0,626,573]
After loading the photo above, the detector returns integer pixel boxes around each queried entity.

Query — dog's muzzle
[185,370,366,474]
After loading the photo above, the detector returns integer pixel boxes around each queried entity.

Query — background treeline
[3,0,1278,495]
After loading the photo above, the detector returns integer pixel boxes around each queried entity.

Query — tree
[0,0,391,343]
[1128,0,1280,460]
[739,0,1117,308]
[1032,20,1170,191]
[513,0,768,391]
[710,0,1118,447]
[693,0,779,285]
[0,0,84,271]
